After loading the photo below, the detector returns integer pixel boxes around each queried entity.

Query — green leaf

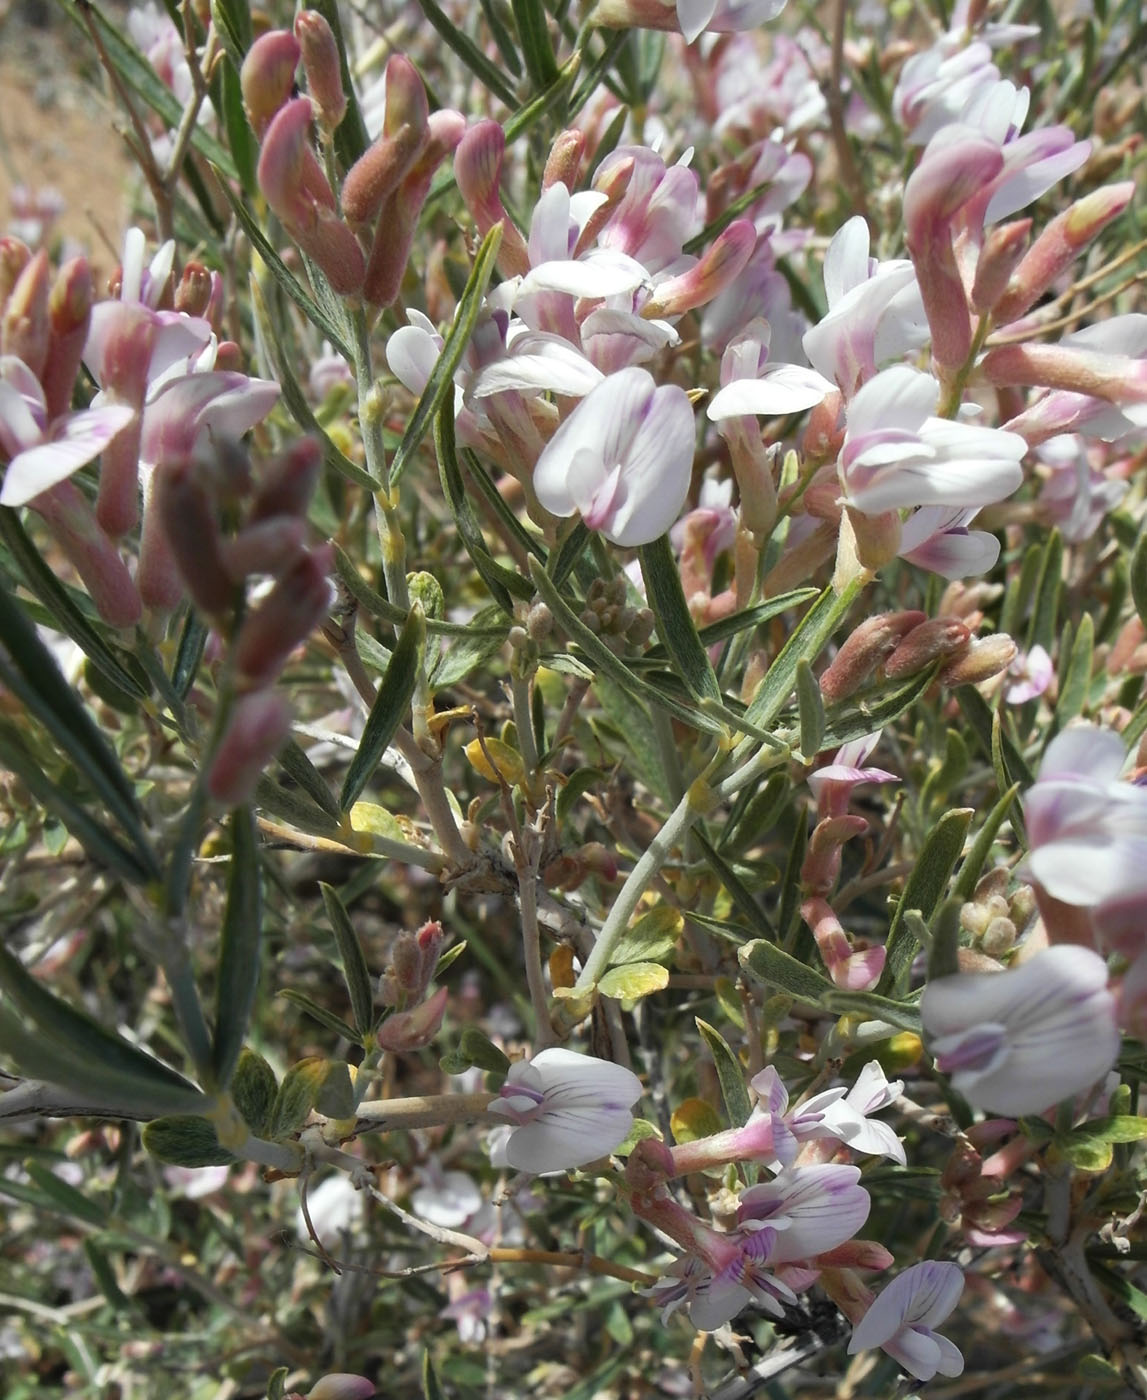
[639,535,720,704]
[320,884,376,1036]
[279,988,362,1043]
[956,687,1033,785]
[1060,1115,1147,1148]
[503,51,582,143]
[480,0,524,77]
[340,604,425,810]
[416,0,518,107]
[315,1060,355,1118]
[820,665,939,750]
[275,738,341,819]
[598,962,669,1000]
[254,777,341,838]
[951,784,1019,902]
[795,657,825,761]
[0,509,148,701]
[926,898,962,983]
[217,53,257,195]
[212,807,263,1089]
[743,580,863,730]
[431,606,512,688]
[423,1350,446,1400]
[696,1019,752,1127]
[740,937,835,1002]
[267,1367,289,1400]
[458,1026,511,1074]
[172,611,209,699]
[1026,529,1063,654]
[511,0,559,88]
[880,808,974,995]
[1133,525,1147,630]
[84,1240,133,1311]
[608,906,682,966]
[271,1057,334,1137]
[0,584,158,878]
[24,1162,108,1227]
[231,1048,278,1138]
[142,1116,235,1168]
[549,519,591,588]
[391,224,503,487]
[1056,611,1094,725]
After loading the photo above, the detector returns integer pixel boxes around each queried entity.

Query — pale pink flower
[750,1062,906,1165]
[848,1261,965,1381]
[1004,645,1052,704]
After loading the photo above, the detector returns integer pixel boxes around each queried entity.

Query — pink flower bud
[993,182,1135,326]
[362,111,466,307]
[233,544,334,688]
[543,129,585,190]
[30,482,142,628]
[240,29,300,138]
[415,920,445,981]
[375,985,448,1052]
[819,611,926,703]
[219,517,307,582]
[307,1375,375,1400]
[970,219,1031,317]
[802,895,885,990]
[641,220,755,318]
[982,340,1147,407]
[0,237,31,313]
[341,58,429,227]
[42,256,93,420]
[174,261,214,318]
[453,119,530,278]
[388,931,422,997]
[801,814,869,894]
[207,689,293,806]
[153,457,233,615]
[884,617,971,678]
[296,10,347,132]
[249,438,322,523]
[1,248,51,379]
[937,632,1017,686]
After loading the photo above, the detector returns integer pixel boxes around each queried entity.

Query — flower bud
[233,545,335,688]
[993,183,1135,326]
[30,482,142,628]
[42,255,93,420]
[296,10,347,132]
[240,29,300,138]
[219,517,307,582]
[306,1374,375,1400]
[1,247,51,379]
[970,219,1031,317]
[154,457,234,615]
[543,129,585,191]
[938,632,1017,686]
[249,438,322,522]
[884,618,971,679]
[376,985,448,1052]
[981,341,1147,404]
[175,260,214,318]
[207,689,293,806]
[0,237,31,315]
[388,932,423,996]
[801,814,869,894]
[819,611,926,703]
[453,119,530,277]
[641,220,755,319]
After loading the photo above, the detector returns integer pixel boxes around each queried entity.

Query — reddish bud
[884,617,971,678]
[543,128,585,190]
[1,248,51,379]
[970,219,1031,317]
[175,261,214,318]
[295,10,347,132]
[154,458,233,615]
[240,29,300,138]
[30,482,142,628]
[0,237,32,314]
[453,119,530,277]
[375,985,448,1052]
[642,220,755,319]
[249,438,322,523]
[233,545,335,688]
[306,1376,376,1400]
[219,518,307,582]
[801,814,869,894]
[207,689,293,806]
[42,256,93,419]
[819,610,926,702]
[981,341,1147,405]
[938,632,1018,686]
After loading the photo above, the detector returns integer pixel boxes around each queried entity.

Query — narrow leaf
[320,884,376,1037]
[391,224,503,487]
[1056,611,1094,724]
[639,535,721,703]
[416,0,518,107]
[880,808,973,995]
[275,738,341,819]
[1026,528,1063,653]
[952,784,1019,902]
[820,665,938,750]
[280,988,362,1043]
[926,898,962,983]
[1133,526,1147,630]
[25,1162,108,1226]
[340,604,425,810]
[739,938,834,1004]
[212,807,263,1088]
[743,580,863,730]
[795,656,824,760]
[696,1018,752,1127]
[511,0,560,88]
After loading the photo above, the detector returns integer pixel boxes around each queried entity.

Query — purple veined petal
[569,189,609,235]
[822,1109,907,1164]
[846,452,1023,513]
[146,312,215,388]
[708,364,833,421]
[1,355,48,414]
[823,216,871,306]
[846,1061,903,1113]
[0,403,137,506]
[603,383,696,546]
[884,1328,950,1382]
[387,324,442,395]
[140,371,279,470]
[529,1046,643,1106]
[740,1164,869,1262]
[983,133,1091,224]
[533,367,655,519]
[677,0,720,42]
[919,418,1028,463]
[582,308,680,374]
[0,374,46,458]
[1036,723,1128,784]
[901,523,1002,578]
[845,429,936,472]
[1026,836,1147,907]
[849,1261,964,1351]
[847,365,939,438]
[501,1103,635,1173]
[749,1065,790,1115]
[688,1272,754,1331]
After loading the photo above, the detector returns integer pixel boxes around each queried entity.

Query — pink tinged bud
[207,689,293,806]
[295,11,347,132]
[642,219,756,319]
[819,611,926,702]
[0,238,32,313]
[904,131,1003,372]
[233,544,335,689]
[970,219,1030,317]
[544,129,585,191]
[937,632,1016,686]
[801,896,885,990]
[415,919,445,982]
[306,1376,376,1400]
[220,517,306,584]
[240,29,300,138]
[153,458,232,615]
[174,261,213,319]
[249,438,322,522]
[376,984,448,1051]
[848,1261,965,1383]
[1,249,51,380]
[42,256,94,420]
[389,932,423,995]
[817,1241,894,1272]
[993,183,1135,326]
[362,111,466,307]
[801,814,869,894]
[922,944,1119,1116]
[666,1114,778,1176]
[257,99,364,296]
[138,481,187,613]
[29,481,141,628]
[981,341,1147,406]
[884,617,971,678]
[453,120,530,278]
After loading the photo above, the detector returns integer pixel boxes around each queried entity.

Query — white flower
[486,1048,642,1173]
[849,1261,965,1381]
